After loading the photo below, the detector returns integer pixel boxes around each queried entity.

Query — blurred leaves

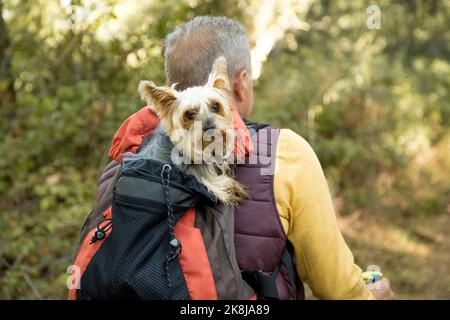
[252,0,450,216]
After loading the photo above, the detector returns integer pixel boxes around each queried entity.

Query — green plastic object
[362,270,383,284]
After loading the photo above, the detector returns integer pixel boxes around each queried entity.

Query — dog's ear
[138,80,177,116]
[207,57,230,91]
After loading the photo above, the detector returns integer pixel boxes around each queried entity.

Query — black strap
[241,241,298,300]
[244,119,270,134]
[281,241,298,296]
[241,267,279,300]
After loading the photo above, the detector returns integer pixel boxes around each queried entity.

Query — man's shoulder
[248,122,319,164]
[274,128,325,177]
[278,128,317,157]
[247,122,312,151]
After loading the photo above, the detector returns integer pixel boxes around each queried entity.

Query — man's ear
[207,56,231,92]
[232,69,249,103]
[138,80,177,116]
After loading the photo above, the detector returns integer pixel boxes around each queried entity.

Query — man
[100,16,394,299]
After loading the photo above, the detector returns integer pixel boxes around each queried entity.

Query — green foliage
[253,0,450,215]
[0,0,449,299]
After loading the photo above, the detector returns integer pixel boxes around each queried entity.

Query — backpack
[69,122,300,300]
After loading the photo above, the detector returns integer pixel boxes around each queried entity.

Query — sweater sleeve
[274,129,374,300]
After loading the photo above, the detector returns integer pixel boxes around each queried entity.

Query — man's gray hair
[164,16,251,90]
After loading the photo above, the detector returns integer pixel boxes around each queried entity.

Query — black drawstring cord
[90,218,112,244]
[161,164,182,288]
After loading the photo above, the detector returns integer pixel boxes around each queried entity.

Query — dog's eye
[185,111,196,120]
[211,103,221,112]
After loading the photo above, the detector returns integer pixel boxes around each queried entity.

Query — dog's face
[139,57,235,163]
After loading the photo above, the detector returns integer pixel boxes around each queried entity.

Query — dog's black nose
[203,120,216,132]
[203,124,216,131]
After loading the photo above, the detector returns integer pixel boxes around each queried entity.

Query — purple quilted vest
[234,125,305,300]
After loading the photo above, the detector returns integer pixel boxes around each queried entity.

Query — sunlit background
[0,0,449,299]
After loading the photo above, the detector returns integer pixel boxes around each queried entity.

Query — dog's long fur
[125,125,174,164]
[126,57,248,206]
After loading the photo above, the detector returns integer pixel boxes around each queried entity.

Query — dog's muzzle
[202,119,216,132]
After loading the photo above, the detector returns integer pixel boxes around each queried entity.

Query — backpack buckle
[241,269,279,300]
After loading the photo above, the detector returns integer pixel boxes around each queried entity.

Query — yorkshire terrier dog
[128,57,248,206]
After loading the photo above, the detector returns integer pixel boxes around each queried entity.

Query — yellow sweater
[274,129,374,300]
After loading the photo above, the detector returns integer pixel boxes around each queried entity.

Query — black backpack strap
[241,266,280,300]
[244,118,270,134]
[241,240,298,300]
[282,240,298,296]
